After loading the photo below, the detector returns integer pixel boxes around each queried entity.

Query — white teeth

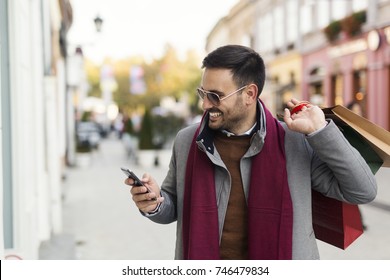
[210,112,222,117]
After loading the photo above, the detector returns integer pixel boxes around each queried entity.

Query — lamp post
[94,15,103,32]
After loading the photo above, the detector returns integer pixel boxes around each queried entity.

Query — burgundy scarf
[182,103,293,259]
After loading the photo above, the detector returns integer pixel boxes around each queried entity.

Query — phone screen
[120,167,143,186]
[120,167,157,200]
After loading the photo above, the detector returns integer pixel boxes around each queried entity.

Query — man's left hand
[283,98,327,135]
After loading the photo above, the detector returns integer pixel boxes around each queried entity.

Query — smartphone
[120,167,157,200]
[120,167,144,186]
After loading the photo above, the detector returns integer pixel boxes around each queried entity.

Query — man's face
[200,68,250,134]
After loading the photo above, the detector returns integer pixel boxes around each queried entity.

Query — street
[54,133,390,260]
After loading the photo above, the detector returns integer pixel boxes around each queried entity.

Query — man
[126,45,377,260]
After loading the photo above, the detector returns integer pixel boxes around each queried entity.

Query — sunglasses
[197,85,248,106]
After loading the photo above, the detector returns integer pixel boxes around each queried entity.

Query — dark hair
[202,45,266,96]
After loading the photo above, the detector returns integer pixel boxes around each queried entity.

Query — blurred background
[0,0,389,260]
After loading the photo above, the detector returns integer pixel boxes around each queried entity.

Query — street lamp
[94,15,103,32]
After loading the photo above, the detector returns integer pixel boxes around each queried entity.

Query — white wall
[5,0,64,259]
[0,42,4,258]
[8,0,36,259]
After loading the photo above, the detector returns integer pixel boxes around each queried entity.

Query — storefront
[302,26,390,131]
[267,52,302,115]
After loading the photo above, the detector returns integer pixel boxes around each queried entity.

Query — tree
[85,60,101,98]
[85,46,203,122]
[138,108,154,150]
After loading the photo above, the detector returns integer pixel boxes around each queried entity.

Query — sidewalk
[59,133,176,260]
[41,134,390,260]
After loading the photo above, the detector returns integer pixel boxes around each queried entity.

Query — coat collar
[196,100,267,155]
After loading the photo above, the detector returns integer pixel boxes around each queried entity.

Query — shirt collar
[221,122,257,137]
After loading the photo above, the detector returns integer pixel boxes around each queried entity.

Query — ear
[245,84,258,105]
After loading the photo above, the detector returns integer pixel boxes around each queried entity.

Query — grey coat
[147,103,377,259]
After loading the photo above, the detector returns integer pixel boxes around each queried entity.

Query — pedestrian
[125,45,377,260]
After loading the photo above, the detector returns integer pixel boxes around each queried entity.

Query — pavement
[39,133,390,260]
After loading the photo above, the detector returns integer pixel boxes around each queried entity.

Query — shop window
[275,72,296,115]
[309,67,325,106]
[353,70,367,118]
[331,74,343,106]
[309,83,324,106]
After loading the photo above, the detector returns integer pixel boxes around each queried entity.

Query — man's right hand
[125,173,164,213]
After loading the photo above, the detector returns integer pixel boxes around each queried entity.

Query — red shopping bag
[311,105,390,249]
[312,190,363,249]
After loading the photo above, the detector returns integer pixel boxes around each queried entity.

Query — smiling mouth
[209,111,222,118]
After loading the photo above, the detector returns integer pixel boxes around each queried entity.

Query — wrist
[306,121,328,136]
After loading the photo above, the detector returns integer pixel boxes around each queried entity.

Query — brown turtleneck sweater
[214,131,251,260]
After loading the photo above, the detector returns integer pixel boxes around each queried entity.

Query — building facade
[301,1,390,130]
[206,0,390,130]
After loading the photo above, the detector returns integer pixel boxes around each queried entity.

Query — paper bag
[311,105,390,249]
[312,190,363,249]
[322,105,390,172]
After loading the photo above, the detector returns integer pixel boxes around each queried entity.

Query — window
[274,5,284,48]
[352,0,368,12]
[353,70,367,118]
[258,13,273,52]
[332,0,348,20]
[309,66,326,106]
[331,74,344,106]
[286,0,298,43]
[300,1,313,34]
[317,1,330,29]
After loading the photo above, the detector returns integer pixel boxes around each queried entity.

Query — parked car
[76,121,102,151]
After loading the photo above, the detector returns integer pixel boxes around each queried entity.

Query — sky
[67,0,239,63]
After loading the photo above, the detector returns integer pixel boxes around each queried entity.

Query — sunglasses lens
[197,88,220,106]
[197,88,206,100]
[206,92,220,106]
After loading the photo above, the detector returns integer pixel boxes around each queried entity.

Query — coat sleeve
[144,124,197,224]
[143,137,180,224]
[307,120,377,204]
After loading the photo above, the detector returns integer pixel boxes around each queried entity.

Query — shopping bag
[322,105,390,173]
[312,190,363,249]
[311,105,390,249]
